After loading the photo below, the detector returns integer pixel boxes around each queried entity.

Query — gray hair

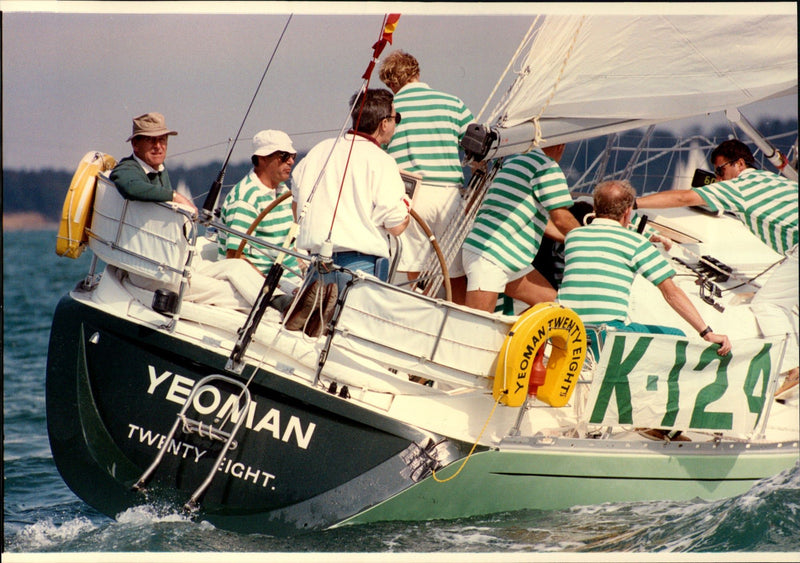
[593,180,637,220]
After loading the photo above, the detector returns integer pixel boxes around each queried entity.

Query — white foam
[115,504,192,525]
[11,516,96,550]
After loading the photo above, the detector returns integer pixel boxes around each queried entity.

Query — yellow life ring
[56,151,116,258]
[493,302,587,408]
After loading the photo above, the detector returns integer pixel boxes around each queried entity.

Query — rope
[432,392,504,483]
[475,16,540,123]
[297,14,397,241]
[526,15,585,152]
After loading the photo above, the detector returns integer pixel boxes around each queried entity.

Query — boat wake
[6,515,96,552]
[5,463,799,553]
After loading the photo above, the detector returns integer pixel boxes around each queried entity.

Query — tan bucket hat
[126,112,178,142]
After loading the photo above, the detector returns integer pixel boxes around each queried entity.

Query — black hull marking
[47,294,455,532]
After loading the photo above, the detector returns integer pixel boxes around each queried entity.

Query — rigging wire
[475,16,540,124]
[169,128,341,161]
[295,13,400,257]
[200,14,294,219]
[325,13,399,245]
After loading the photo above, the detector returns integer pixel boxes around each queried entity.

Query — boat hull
[346,437,799,525]
[46,294,459,534]
[46,292,799,533]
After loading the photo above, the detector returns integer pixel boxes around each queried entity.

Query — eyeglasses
[139,135,168,146]
[381,112,402,124]
[274,151,296,163]
[714,159,737,176]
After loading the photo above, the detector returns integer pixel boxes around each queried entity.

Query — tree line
[2,159,253,220]
[3,119,795,223]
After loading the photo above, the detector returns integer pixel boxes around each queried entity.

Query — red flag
[364,14,401,80]
[382,14,401,44]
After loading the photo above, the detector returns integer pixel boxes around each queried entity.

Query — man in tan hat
[217,130,301,285]
[110,112,196,210]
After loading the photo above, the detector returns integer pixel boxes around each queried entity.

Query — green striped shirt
[693,168,798,255]
[463,149,574,272]
[218,170,299,279]
[386,82,473,184]
[558,218,675,324]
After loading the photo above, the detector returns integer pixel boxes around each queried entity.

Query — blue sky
[2,2,796,172]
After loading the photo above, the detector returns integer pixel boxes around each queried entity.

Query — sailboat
[46,13,798,535]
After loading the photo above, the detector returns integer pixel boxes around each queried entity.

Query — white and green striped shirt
[693,168,798,255]
[387,82,473,185]
[558,218,675,324]
[218,169,299,279]
[463,149,574,272]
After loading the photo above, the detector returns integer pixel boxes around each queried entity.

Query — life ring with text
[56,151,117,258]
[493,302,587,408]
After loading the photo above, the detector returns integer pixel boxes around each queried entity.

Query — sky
[2,1,797,174]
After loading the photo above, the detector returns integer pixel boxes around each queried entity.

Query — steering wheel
[232,191,293,259]
[231,191,452,301]
[408,208,452,302]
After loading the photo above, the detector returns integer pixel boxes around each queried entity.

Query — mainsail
[474,14,797,157]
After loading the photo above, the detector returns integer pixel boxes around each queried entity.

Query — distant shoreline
[3,212,59,231]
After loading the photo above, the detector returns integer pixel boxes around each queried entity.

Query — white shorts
[397,183,465,276]
[463,248,533,293]
[751,244,799,363]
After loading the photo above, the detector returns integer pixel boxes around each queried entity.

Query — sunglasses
[274,151,297,163]
[381,112,402,124]
[714,159,737,176]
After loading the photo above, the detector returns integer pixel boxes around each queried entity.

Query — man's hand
[173,192,198,213]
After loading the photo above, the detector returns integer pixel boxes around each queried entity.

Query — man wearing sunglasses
[636,139,797,257]
[217,130,301,284]
[637,139,797,384]
[291,88,409,292]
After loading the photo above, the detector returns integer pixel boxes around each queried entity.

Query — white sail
[484,15,797,147]
[670,140,709,191]
[176,179,193,201]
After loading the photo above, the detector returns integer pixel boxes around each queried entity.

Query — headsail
[468,14,797,160]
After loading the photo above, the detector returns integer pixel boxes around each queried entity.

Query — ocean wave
[573,463,800,552]
[5,516,97,552]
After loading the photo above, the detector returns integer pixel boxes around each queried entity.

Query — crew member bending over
[462,144,580,313]
[558,179,731,356]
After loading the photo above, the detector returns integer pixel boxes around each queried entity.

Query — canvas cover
[582,331,788,436]
[89,175,192,289]
[331,276,515,388]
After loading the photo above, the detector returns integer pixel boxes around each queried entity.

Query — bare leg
[465,288,500,312]
[505,269,556,306]
[450,275,467,305]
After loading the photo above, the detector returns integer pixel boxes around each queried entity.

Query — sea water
[4,230,799,558]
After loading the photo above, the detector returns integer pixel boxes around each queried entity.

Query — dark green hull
[46,294,460,535]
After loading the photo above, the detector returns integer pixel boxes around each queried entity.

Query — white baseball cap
[252,130,295,157]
